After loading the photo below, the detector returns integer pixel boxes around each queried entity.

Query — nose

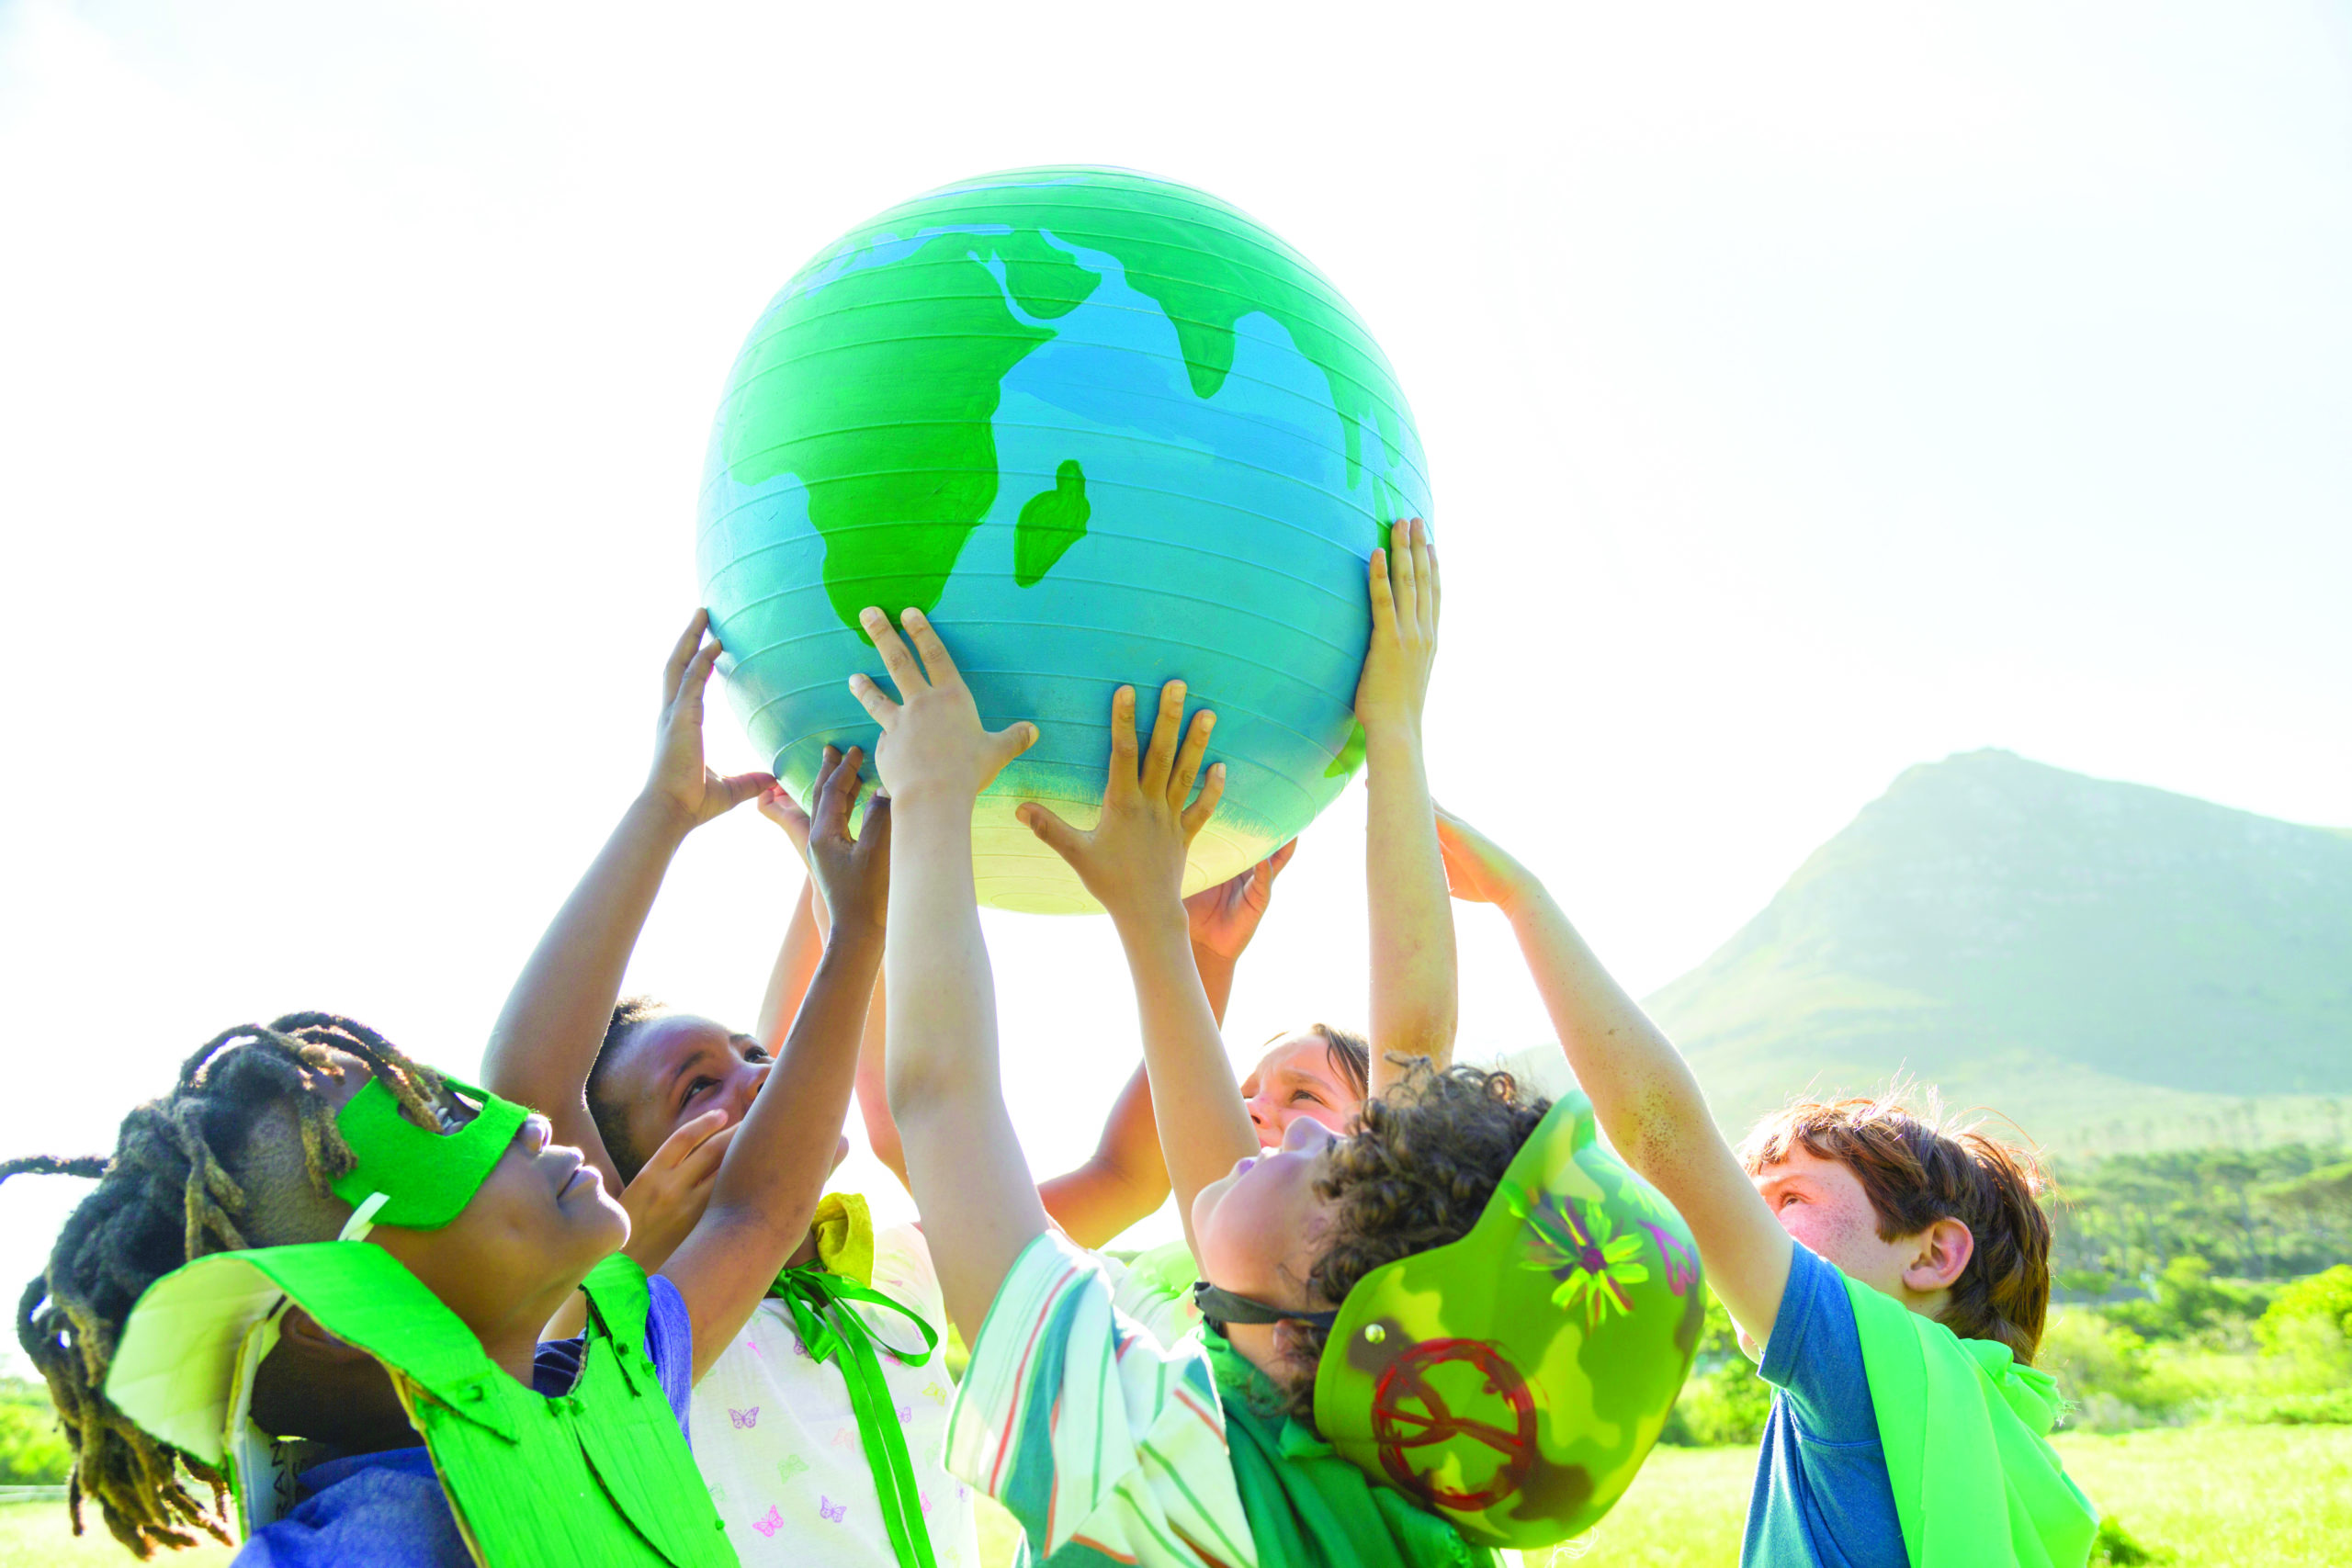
[522,1112,553,1153]
[725,1062,771,1125]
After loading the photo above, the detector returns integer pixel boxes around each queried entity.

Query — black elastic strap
[1192,1281,1340,1330]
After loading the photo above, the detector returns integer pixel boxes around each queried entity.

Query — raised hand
[1433,804,1537,909]
[847,606,1036,806]
[1353,517,1441,738]
[802,744,891,938]
[758,780,815,865]
[617,1109,736,1274]
[1185,840,1298,962]
[1019,682,1224,923]
[648,609,776,829]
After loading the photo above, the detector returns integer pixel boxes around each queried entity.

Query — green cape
[1203,1331,1495,1568]
[107,1243,737,1567]
[1842,1275,2098,1568]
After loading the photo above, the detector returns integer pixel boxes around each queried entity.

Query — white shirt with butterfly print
[689,1216,978,1568]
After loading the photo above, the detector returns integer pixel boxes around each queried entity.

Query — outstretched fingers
[662,609,710,706]
[1167,705,1216,810]
[846,672,901,728]
[1104,686,1141,803]
[1387,520,1422,641]
[1140,681,1188,796]
[897,607,967,691]
[859,606,930,697]
[1018,801,1086,865]
[1180,761,1227,838]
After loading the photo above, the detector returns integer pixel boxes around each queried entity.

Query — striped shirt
[944,1231,1258,1568]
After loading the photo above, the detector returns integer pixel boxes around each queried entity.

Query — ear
[1902,1216,1974,1293]
[275,1306,376,1367]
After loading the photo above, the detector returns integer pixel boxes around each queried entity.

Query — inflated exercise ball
[697,166,1430,913]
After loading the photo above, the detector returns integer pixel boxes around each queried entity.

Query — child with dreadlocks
[1425,807,2101,1568]
[856,521,1702,1568]
[1,615,890,1567]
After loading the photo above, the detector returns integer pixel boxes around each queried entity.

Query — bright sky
[3,1,2348,1362]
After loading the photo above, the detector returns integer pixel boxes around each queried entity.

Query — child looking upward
[1428,807,2100,1568]
[856,522,1695,1565]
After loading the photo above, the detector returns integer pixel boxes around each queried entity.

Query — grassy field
[5,1425,2346,1564]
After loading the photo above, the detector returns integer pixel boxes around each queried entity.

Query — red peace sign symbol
[1368,1338,1537,1512]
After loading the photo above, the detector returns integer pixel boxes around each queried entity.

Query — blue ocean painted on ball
[697,165,1430,912]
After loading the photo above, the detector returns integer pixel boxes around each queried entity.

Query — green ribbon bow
[769,1264,941,1568]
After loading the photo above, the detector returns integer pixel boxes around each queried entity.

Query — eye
[681,1076,718,1110]
[745,1045,771,1065]
[1289,1089,1325,1107]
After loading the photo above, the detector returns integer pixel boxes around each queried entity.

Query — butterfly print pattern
[729,1406,760,1429]
[820,1495,847,1524]
[752,1505,786,1539]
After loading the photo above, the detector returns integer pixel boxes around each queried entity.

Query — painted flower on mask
[1507,1183,1650,1327]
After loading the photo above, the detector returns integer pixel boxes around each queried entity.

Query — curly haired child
[852,522,1699,1567]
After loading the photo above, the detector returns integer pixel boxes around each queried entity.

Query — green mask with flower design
[1309,1093,1704,1551]
[328,1073,529,1230]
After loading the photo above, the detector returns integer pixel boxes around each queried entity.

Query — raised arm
[1022,682,1249,1264]
[1433,805,1794,1347]
[1357,519,1455,1094]
[660,745,888,1377]
[857,606,1050,1337]
[481,610,774,1187]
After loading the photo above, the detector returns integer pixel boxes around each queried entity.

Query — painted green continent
[720,227,1099,632]
[1013,460,1091,587]
[718,171,1419,634]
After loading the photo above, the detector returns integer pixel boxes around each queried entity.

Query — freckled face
[1192,1115,1339,1311]
[1751,1147,1912,1297]
[1239,1033,1360,1148]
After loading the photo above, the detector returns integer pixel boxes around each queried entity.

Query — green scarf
[1198,1332,1496,1568]
[767,1191,940,1568]
[1842,1276,2099,1568]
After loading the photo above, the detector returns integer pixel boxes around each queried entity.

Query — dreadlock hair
[0,1011,447,1558]
[1277,1061,1551,1424]
[1738,1090,2053,1362]
[586,996,666,1182]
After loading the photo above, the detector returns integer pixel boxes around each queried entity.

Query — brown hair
[1276,1062,1550,1421]
[1740,1092,2052,1361]
[1309,1022,1371,1102]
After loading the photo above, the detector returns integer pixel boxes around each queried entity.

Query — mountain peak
[1646,752,2352,1147]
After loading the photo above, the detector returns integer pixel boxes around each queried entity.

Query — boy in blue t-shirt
[1429,807,2096,1568]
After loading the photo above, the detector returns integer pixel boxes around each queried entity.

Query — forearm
[481,794,689,1177]
[709,931,879,1227]
[1193,943,1238,1025]
[851,973,906,1187]
[754,879,825,1051]
[884,795,1050,1333]
[1114,905,1257,1254]
[1501,882,1787,1330]
[1364,725,1457,1087]
[1036,1063,1170,1248]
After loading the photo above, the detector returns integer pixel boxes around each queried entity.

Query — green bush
[2256,1263,2352,1348]
[1657,1292,1773,1448]
[0,1382,69,1486]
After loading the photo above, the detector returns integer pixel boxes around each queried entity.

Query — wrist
[1111,897,1190,948]
[1360,716,1426,759]
[625,790,699,846]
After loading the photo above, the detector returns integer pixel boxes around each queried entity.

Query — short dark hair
[1740,1093,2053,1361]
[586,997,664,1182]
[1279,1062,1551,1422]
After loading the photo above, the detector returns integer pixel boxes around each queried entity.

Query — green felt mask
[327,1073,528,1230]
[1310,1093,1706,1551]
